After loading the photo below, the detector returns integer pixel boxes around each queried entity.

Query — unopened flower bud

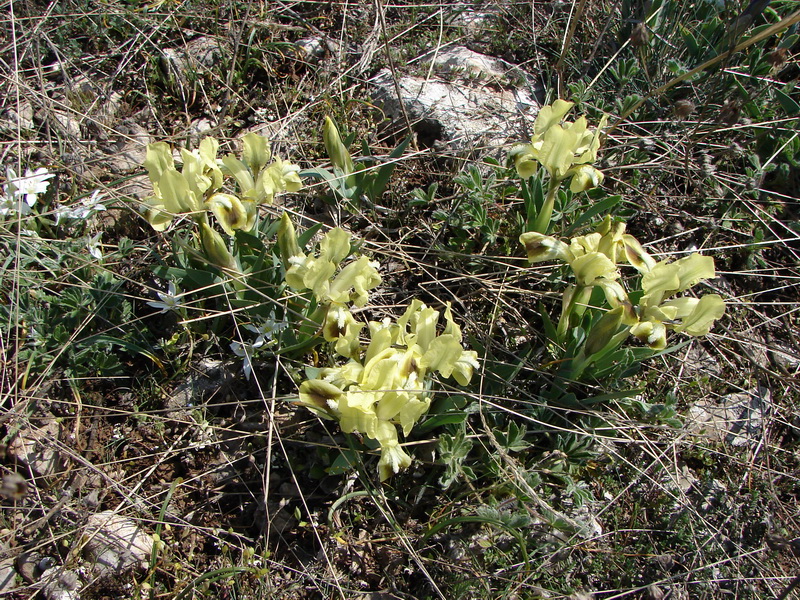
[199,222,238,271]
[585,306,625,356]
[323,116,354,176]
[277,212,302,270]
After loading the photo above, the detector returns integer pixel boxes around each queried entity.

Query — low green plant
[0,166,159,385]
[141,133,301,265]
[430,159,519,255]
[304,116,410,211]
[139,130,480,480]
[140,133,311,373]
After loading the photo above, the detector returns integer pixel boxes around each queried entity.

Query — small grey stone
[448,9,498,39]
[165,358,235,420]
[687,387,771,447]
[104,122,151,174]
[0,101,34,132]
[646,585,665,600]
[0,558,15,593]
[369,45,544,155]
[187,118,215,143]
[7,416,65,479]
[294,37,331,63]
[767,339,800,374]
[0,537,16,593]
[38,568,79,600]
[651,553,675,570]
[160,36,228,85]
[83,512,154,578]
[370,62,539,155]
[16,550,42,583]
[419,46,509,80]
[52,111,82,138]
[681,344,722,378]
[0,472,27,500]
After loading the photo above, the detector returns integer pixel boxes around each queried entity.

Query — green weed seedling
[303,116,411,212]
[431,159,520,256]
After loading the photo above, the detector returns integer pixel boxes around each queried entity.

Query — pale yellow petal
[319,227,352,264]
[520,232,571,263]
[534,99,574,136]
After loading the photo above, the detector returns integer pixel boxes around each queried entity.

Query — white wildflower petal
[0,195,14,217]
[243,313,288,349]
[11,168,55,207]
[87,233,103,260]
[146,282,182,313]
[230,341,255,380]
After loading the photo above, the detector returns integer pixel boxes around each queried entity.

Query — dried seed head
[630,22,650,48]
[719,100,740,126]
[673,100,695,120]
[767,47,788,69]
[0,472,28,500]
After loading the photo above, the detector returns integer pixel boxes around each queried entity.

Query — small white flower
[87,232,103,260]
[147,282,182,313]
[55,189,106,224]
[0,188,31,217]
[5,167,54,208]
[244,313,288,348]
[0,194,16,217]
[231,341,256,380]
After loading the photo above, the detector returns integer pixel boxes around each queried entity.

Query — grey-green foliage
[438,425,475,489]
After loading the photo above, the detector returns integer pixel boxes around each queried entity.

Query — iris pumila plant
[280,213,478,479]
[520,217,725,376]
[142,133,302,271]
[277,212,382,358]
[509,100,608,233]
[298,300,479,480]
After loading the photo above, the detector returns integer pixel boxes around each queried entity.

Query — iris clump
[280,214,477,479]
[520,217,725,354]
[277,212,382,357]
[141,134,302,270]
[299,300,479,480]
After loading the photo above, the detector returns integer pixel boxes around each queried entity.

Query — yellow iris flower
[142,134,302,234]
[510,99,608,192]
[631,254,726,350]
[298,301,478,480]
[282,223,381,308]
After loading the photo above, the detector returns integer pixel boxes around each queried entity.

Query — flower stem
[556,284,592,342]
[531,179,561,234]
